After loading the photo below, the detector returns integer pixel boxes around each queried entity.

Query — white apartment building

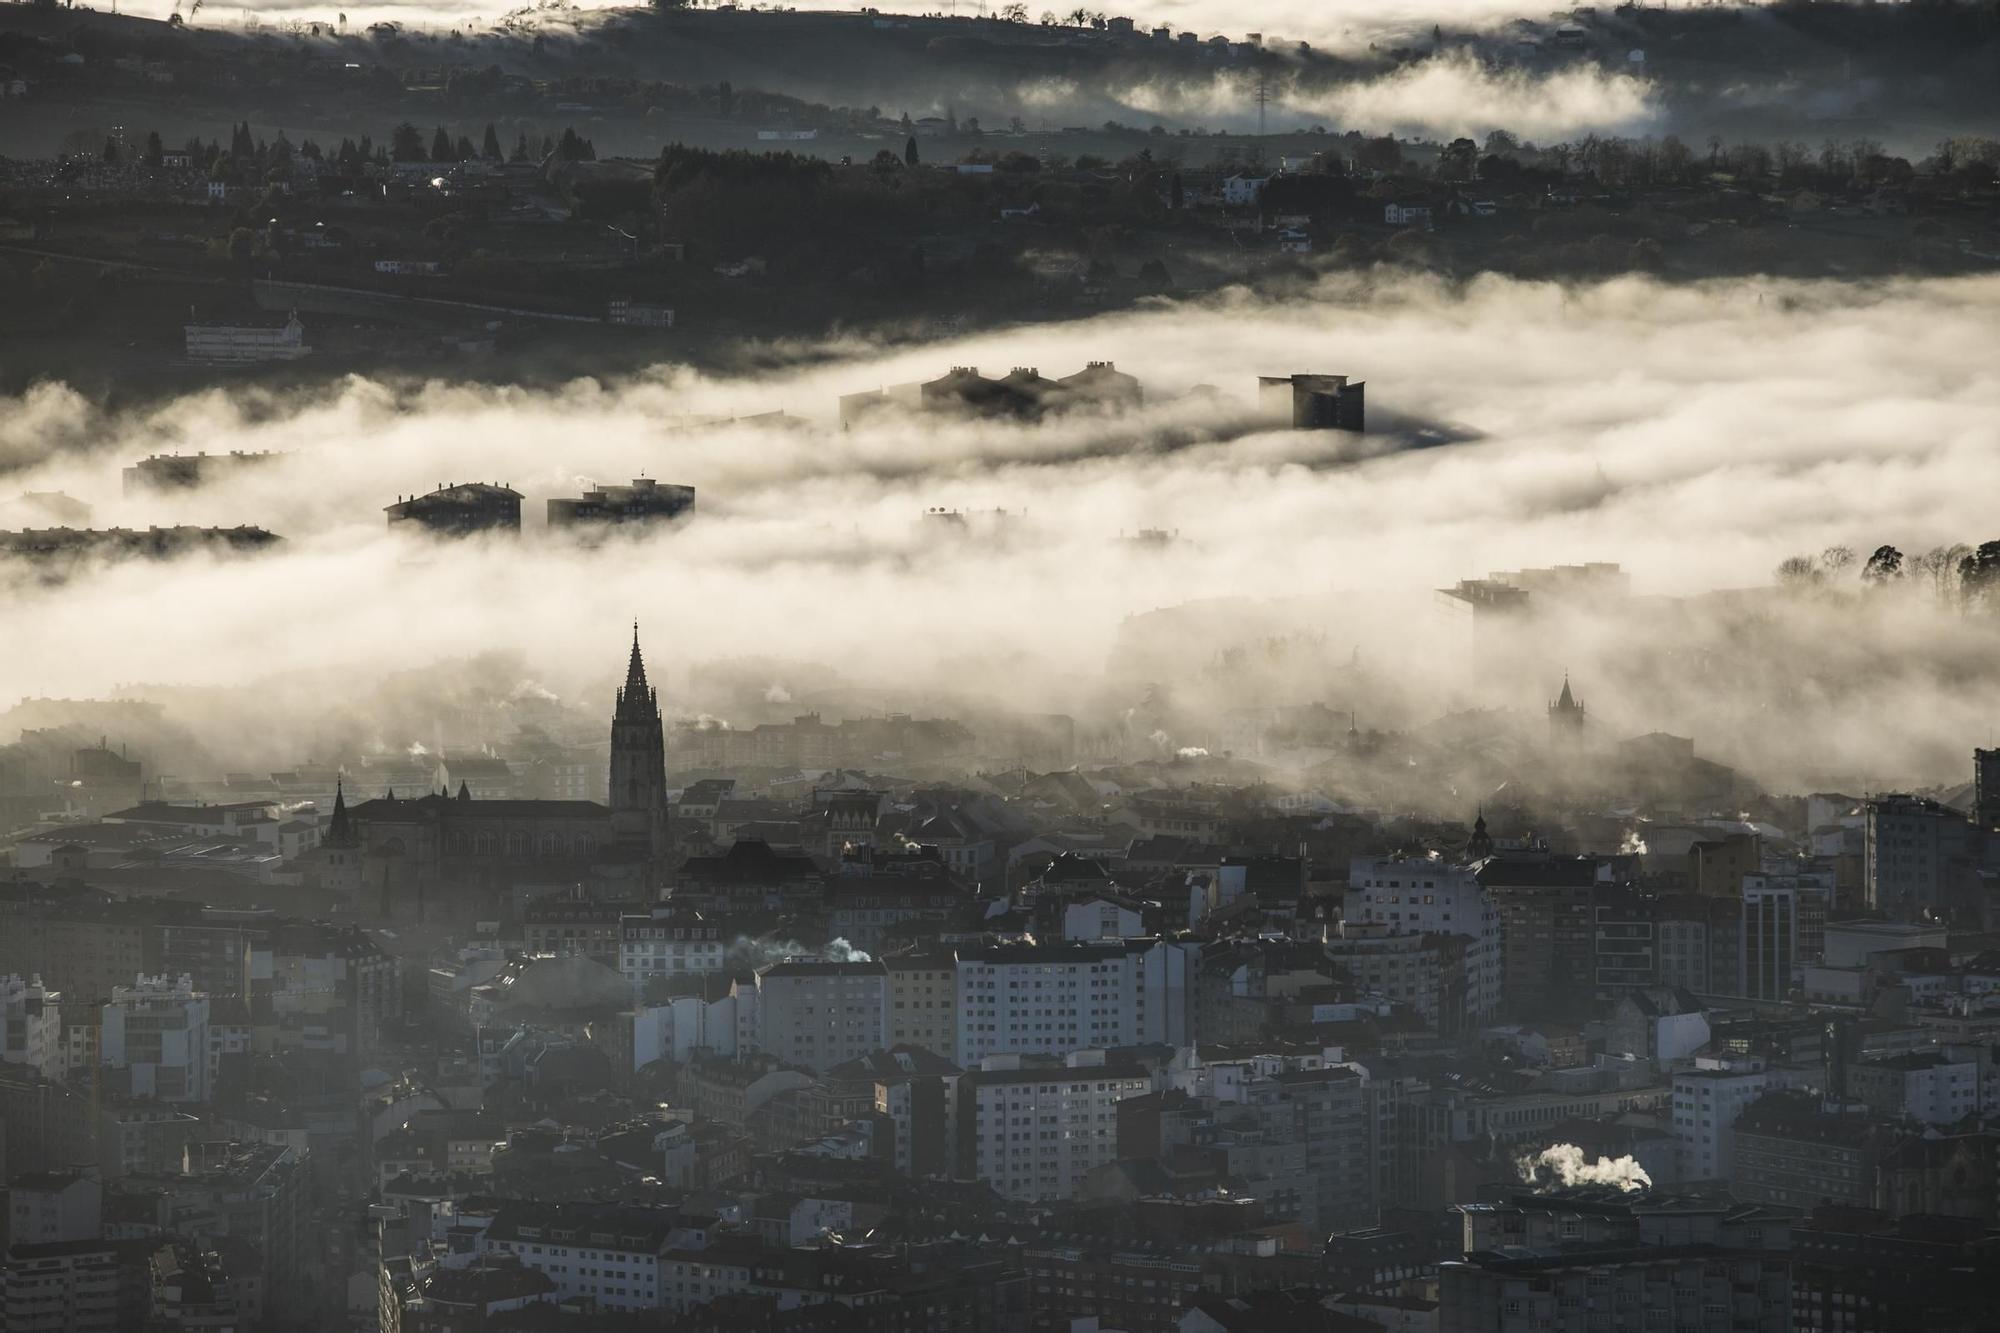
[753,960,888,1074]
[1346,857,1503,1020]
[1062,897,1145,941]
[632,991,741,1067]
[101,973,210,1104]
[478,1204,672,1312]
[0,974,63,1079]
[618,909,726,998]
[953,940,1196,1066]
[956,1051,1154,1202]
[1672,1059,1769,1180]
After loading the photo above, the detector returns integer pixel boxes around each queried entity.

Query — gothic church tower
[609,626,670,882]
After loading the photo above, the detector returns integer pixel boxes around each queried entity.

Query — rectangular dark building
[1259,373,1365,432]
[547,478,696,529]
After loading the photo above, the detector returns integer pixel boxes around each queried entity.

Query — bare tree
[1775,554,1822,589]
[1912,544,1970,606]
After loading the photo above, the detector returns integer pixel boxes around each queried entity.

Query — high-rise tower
[609,625,670,882]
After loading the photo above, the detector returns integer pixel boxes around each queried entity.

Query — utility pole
[1254,72,1268,139]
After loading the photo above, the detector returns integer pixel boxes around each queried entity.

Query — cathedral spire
[619,623,654,716]
[325,777,358,848]
[609,621,670,883]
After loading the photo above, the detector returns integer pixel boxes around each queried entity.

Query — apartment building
[956,1051,1155,1202]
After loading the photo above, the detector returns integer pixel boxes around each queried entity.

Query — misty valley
[1,1,1999,1331]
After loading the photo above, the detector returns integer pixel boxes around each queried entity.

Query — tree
[1438,137,1477,181]
[456,135,477,161]
[905,136,919,167]
[143,130,163,169]
[1659,134,1693,183]
[1775,554,1821,588]
[1000,2,1029,19]
[482,123,502,159]
[1354,135,1402,173]
[717,80,734,117]
[102,136,119,164]
[1820,545,1855,579]
[391,122,426,162]
[512,132,531,163]
[227,226,256,263]
[1957,541,2000,611]
[1914,544,1970,606]
[431,125,455,161]
[1862,544,1904,585]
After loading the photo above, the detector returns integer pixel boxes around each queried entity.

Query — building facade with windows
[956,1052,1154,1202]
[1347,857,1502,1021]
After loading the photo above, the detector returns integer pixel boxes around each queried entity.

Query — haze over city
[3,0,2000,1329]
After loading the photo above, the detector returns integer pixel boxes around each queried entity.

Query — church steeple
[617,623,658,722]
[1466,809,1493,861]
[1548,672,1587,745]
[609,624,670,888]
[325,777,357,847]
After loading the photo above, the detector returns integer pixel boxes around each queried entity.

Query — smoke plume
[1518,1143,1652,1192]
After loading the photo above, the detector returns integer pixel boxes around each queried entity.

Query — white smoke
[730,935,874,967]
[1518,1143,1652,1193]
[764,683,795,704]
[1176,746,1210,759]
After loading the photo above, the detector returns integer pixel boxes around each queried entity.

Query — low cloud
[4,271,2000,790]
[1299,53,1659,142]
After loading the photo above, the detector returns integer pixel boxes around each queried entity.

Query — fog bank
[4,270,2000,789]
